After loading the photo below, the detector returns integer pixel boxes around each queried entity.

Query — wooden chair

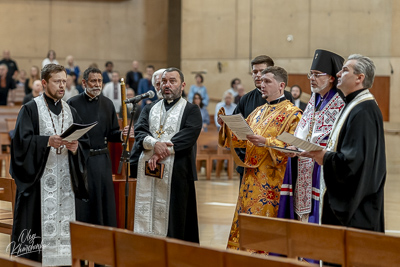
[70,221,116,267]
[346,227,400,266]
[196,130,217,180]
[210,146,234,179]
[288,219,346,265]
[0,177,16,235]
[239,214,289,256]
[114,229,167,267]
[166,238,224,267]
[224,249,314,267]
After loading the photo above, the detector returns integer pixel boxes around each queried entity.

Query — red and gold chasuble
[219,100,301,250]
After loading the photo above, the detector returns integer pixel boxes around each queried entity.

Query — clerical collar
[267,94,286,105]
[44,93,62,115]
[84,89,99,101]
[343,88,368,104]
[163,97,181,110]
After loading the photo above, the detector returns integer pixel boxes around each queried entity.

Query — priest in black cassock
[130,67,202,243]
[68,67,132,228]
[232,55,293,184]
[10,64,90,265]
[301,54,386,232]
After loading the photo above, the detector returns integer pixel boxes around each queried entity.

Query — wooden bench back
[70,221,116,267]
[346,228,400,267]
[239,214,289,255]
[114,229,167,267]
[166,238,224,267]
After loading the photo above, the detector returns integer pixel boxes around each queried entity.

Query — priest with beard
[301,54,386,232]
[10,64,90,265]
[278,50,345,226]
[68,67,132,228]
[130,67,202,243]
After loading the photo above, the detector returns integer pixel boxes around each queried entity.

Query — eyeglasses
[307,72,328,79]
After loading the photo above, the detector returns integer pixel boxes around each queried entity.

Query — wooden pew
[346,227,400,267]
[239,214,289,255]
[114,229,167,267]
[239,214,346,265]
[70,221,116,267]
[224,249,314,267]
[288,218,346,265]
[0,177,16,235]
[166,238,224,267]
[196,130,218,180]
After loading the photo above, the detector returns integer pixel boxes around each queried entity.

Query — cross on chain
[156,125,165,138]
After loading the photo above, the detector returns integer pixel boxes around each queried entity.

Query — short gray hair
[348,54,375,89]
[152,68,166,87]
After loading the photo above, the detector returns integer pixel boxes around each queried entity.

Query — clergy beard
[86,86,102,97]
[311,79,329,94]
[162,84,182,101]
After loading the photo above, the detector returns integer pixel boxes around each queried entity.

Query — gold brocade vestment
[220,100,301,250]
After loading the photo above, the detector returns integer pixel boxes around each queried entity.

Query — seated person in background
[138,65,157,108]
[16,70,27,88]
[23,80,43,104]
[215,91,236,129]
[65,55,81,84]
[188,73,209,107]
[234,83,245,104]
[62,74,79,101]
[42,49,59,67]
[25,66,41,95]
[193,93,210,132]
[119,88,141,124]
[102,61,113,84]
[290,84,307,111]
[226,78,241,98]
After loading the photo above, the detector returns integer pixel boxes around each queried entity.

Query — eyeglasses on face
[307,72,328,79]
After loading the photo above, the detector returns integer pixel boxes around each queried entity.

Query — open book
[60,121,98,142]
[277,132,324,152]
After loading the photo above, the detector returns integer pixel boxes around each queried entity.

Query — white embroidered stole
[294,92,344,216]
[319,90,375,223]
[134,98,187,237]
[35,96,75,266]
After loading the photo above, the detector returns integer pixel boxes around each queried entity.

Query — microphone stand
[117,102,137,229]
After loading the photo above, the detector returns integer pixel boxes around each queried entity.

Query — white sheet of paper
[62,123,98,142]
[277,132,323,152]
[219,114,254,140]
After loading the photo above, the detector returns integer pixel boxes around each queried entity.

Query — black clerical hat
[310,49,344,77]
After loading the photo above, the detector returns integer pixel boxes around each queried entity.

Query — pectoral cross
[156,125,165,138]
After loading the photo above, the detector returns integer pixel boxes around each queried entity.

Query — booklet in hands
[60,121,98,142]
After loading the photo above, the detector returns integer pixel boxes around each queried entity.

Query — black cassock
[322,89,386,232]
[130,98,202,243]
[10,96,89,262]
[68,93,121,227]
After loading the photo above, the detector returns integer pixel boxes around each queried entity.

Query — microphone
[124,90,155,104]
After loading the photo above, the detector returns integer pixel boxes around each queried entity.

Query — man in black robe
[232,55,293,184]
[130,67,202,243]
[301,54,386,232]
[68,67,131,228]
[10,64,89,263]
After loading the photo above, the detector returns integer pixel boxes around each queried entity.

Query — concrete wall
[0,0,168,78]
[181,0,397,120]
